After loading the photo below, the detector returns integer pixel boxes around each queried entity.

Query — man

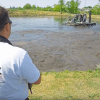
[72,14,80,23]
[0,6,41,100]
[79,14,83,22]
[72,14,79,23]
[83,13,87,22]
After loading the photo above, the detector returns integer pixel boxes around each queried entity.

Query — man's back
[0,42,40,100]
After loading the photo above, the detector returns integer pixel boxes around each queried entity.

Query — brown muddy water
[9,16,100,72]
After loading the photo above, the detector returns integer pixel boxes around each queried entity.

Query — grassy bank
[8,9,100,21]
[28,68,100,100]
[8,9,74,17]
[91,15,100,21]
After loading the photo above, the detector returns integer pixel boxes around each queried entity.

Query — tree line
[10,0,100,15]
[10,0,80,14]
[91,5,100,15]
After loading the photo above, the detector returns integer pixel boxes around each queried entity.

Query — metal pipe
[89,11,91,23]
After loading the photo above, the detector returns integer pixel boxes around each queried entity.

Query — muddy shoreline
[11,30,100,72]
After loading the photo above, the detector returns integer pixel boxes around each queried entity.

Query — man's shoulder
[13,45,26,52]
[12,46,27,56]
[5,43,27,57]
[0,42,26,53]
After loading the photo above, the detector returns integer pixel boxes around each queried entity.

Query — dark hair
[0,6,9,31]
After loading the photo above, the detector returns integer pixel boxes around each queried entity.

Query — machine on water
[63,11,96,26]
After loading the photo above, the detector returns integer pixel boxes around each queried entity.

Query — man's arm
[33,73,41,85]
[29,73,41,87]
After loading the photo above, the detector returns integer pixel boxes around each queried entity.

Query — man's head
[0,6,12,39]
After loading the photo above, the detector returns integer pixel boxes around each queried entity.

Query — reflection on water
[10,16,100,33]
[53,16,67,24]
[9,16,100,42]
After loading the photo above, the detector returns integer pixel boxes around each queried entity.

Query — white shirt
[0,42,40,100]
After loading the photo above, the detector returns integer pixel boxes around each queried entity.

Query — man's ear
[5,23,10,31]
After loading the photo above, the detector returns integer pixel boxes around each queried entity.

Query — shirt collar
[0,36,12,46]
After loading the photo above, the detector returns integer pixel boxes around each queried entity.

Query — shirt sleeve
[20,52,40,83]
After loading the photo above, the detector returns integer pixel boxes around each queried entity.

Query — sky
[0,0,99,9]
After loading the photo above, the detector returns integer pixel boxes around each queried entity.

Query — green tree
[91,5,100,15]
[87,6,92,8]
[36,6,42,11]
[83,6,92,9]
[42,6,53,11]
[53,4,61,12]
[53,4,67,12]
[66,0,81,14]
[18,7,22,10]
[58,0,65,14]
[31,5,36,10]
[23,3,31,9]
[45,6,53,11]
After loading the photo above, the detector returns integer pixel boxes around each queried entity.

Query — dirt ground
[12,30,100,72]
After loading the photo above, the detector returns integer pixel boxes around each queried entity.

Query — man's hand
[28,73,41,94]
[33,73,41,85]
[29,73,41,88]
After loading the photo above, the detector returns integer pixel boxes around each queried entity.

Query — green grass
[28,68,100,100]
[7,9,100,22]
[7,9,74,17]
